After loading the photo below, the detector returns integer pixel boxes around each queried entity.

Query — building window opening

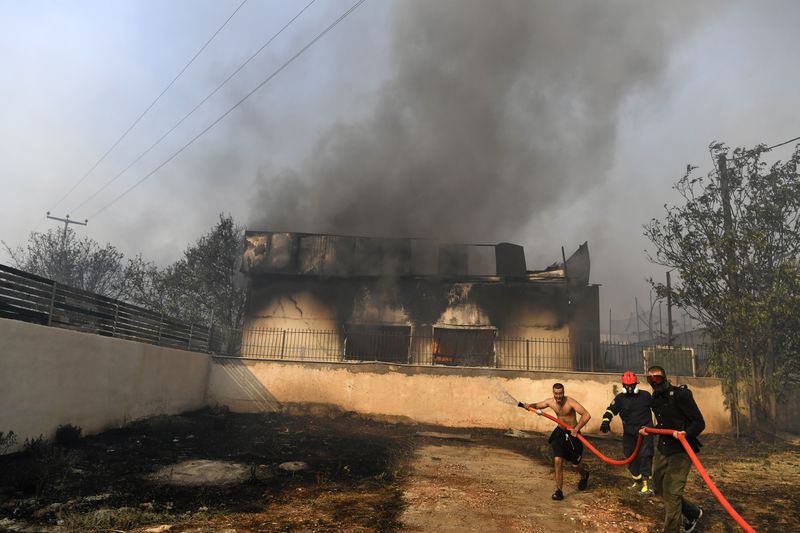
[345,324,411,363]
[432,327,496,367]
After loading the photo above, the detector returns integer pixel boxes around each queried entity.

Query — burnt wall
[243,277,599,368]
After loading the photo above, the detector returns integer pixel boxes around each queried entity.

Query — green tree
[3,228,132,299]
[644,142,800,438]
[127,214,247,352]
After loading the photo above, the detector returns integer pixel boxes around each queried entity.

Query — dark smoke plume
[249,0,715,243]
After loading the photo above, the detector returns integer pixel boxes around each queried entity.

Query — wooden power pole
[666,270,673,344]
[45,212,88,281]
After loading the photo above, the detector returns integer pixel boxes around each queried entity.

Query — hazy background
[1,0,798,335]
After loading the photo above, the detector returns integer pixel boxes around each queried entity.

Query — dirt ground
[0,408,797,532]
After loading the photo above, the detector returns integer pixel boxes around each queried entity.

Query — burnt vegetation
[0,409,415,532]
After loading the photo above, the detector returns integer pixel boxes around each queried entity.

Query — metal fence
[0,263,210,351]
[1,263,712,376]
[237,326,712,377]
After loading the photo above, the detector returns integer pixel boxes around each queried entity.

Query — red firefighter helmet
[621,371,638,385]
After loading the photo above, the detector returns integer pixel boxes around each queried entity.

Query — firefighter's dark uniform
[603,389,654,486]
[651,384,705,533]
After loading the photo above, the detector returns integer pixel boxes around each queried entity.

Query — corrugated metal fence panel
[0,263,210,351]
[0,265,54,323]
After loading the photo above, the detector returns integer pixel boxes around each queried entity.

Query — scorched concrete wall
[0,318,211,449]
[207,358,732,434]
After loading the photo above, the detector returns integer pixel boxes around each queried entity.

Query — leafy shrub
[55,424,83,447]
[15,435,76,495]
[23,435,47,455]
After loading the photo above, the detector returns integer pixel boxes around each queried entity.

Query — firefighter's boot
[638,476,654,496]
[628,474,643,491]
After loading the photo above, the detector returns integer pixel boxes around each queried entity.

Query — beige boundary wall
[0,316,731,456]
[207,357,732,434]
[0,318,211,449]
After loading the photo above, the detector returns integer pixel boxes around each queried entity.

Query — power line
[89,0,369,220]
[49,0,249,213]
[721,134,800,164]
[70,0,318,215]
[706,134,800,175]
[765,135,800,151]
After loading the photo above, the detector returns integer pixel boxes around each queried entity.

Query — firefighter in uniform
[600,371,654,495]
[640,365,704,533]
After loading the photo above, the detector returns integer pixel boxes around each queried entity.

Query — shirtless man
[522,383,591,500]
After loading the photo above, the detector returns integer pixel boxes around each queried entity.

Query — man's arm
[518,399,551,411]
[677,389,705,438]
[600,396,621,432]
[531,399,552,410]
[571,398,591,434]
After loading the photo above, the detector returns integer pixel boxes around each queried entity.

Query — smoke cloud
[249,0,715,243]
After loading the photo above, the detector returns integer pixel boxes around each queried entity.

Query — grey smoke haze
[249,0,714,243]
[3,0,798,329]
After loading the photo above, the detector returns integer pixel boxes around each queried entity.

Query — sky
[1,0,798,334]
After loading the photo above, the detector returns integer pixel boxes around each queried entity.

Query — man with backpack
[640,365,705,533]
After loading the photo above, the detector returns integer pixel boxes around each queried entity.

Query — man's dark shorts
[549,426,583,465]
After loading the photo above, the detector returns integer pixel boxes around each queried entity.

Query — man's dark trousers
[652,452,702,532]
[623,433,653,476]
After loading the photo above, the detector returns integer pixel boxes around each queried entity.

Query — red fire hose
[523,406,757,533]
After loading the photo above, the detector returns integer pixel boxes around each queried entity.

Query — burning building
[239,231,599,371]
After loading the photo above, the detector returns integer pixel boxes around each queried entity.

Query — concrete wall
[0,319,211,449]
[207,357,732,434]
[0,314,731,463]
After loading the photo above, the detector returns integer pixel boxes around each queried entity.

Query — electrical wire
[765,135,800,151]
[88,0,369,220]
[69,0,318,215]
[48,0,249,213]
[722,134,800,164]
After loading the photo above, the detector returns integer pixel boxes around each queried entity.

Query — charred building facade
[240,231,600,370]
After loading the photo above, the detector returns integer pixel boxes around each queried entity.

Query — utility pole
[46,212,88,247]
[666,270,673,344]
[683,313,689,346]
[46,212,88,282]
[634,297,642,343]
[719,153,743,435]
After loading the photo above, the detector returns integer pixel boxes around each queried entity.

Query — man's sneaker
[578,472,589,491]
[683,508,703,533]
[552,489,564,501]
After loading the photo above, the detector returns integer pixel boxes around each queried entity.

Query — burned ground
[0,409,797,532]
[0,409,414,532]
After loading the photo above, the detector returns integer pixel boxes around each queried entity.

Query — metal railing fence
[0,263,210,351]
[1,263,712,376]
[235,326,712,377]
